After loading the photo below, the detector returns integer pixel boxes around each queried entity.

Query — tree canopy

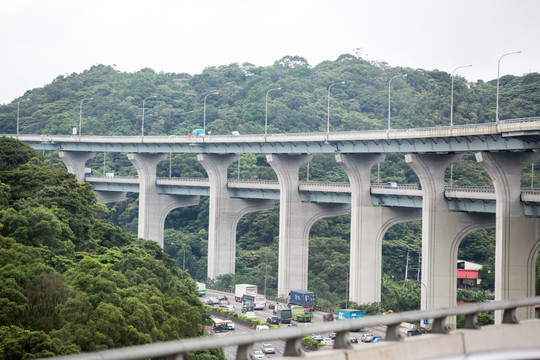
[0,138,220,359]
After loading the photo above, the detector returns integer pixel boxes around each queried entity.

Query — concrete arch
[449,215,496,297]
[156,195,201,247]
[525,234,540,318]
[302,203,351,241]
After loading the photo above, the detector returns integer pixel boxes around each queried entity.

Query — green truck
[275,304,292,324]
[291,306,313,322]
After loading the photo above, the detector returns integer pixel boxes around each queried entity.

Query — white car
[361,333,374,342]
[225,320,235,330]
[311,333,324,342]
[245,311,256,318]
[261,343,275,354]
[321,337,334,346]
[251,350,266,359]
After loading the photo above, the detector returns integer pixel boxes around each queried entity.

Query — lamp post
[388,74,406,130]
[327,81,345,135]
[345,267,349,309]
[450,65,472,127]
[203,91,219,134]
[496,51,521,123]
[79,97,93,139]
[141,95,157,138]
[265,87,281,136]
[449,65,470,186]
[263,253,269,296]
[16,98,30,138]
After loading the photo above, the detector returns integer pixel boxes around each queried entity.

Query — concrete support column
[267,154,350,297]
[128,153,199,247]
[405,153,467,313]
[198,154,274,280]
[59,151,96,182]
[476,151,540,321]
[336,153,422,304]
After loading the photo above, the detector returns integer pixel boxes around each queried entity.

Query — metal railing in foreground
[41,296,540,360]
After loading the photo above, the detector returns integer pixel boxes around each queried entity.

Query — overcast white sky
[1,0,539,105]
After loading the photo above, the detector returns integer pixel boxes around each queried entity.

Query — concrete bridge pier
[197,154,275,280]
[267,154,350,297]
[59,151,96,182]
[336,153,422,305]
[128,153,199,247]
[476,151,540,322]
[405,154,493,318]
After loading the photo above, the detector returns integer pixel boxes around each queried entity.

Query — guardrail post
[463,313,479,329]
[283,337,303,356]
[385,323,403,341]
[502,307,519,324]
[236,343,253,360]
[333,331,352,350]
[432,316,449,334]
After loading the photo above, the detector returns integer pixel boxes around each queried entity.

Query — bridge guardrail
[10,116,540,143]
[39,296,540,360]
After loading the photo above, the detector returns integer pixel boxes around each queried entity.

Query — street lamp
[450,65,472,127]
[327,81,345,135]
[263,253,269,296]
[16,98,30,138]
[496,51,521,123]
[203,91,219,134]
[79,97,93,139]
[141,95,157,138]
[265,87,281,136]
[388,74,406,130]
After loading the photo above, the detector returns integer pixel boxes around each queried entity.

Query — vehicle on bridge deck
[191,129,205,137]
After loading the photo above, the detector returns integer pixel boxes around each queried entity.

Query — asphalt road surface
[201,288,401,358]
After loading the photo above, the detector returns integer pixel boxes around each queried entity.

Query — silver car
[261,343,275,354]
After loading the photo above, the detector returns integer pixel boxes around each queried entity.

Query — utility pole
[417,254,421,282]
[404,250,410,280]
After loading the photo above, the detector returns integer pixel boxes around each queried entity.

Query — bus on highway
[211,318,229,336]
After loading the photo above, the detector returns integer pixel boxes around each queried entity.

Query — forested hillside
[0,138,222,359]
[1,54,539,310]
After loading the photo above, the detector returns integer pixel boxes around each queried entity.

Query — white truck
[197,282,206,297]
[235,284,258,302]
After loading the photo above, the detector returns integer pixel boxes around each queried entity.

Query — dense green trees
[0,139,219,359]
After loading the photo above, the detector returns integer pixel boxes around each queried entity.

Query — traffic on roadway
[200,288,402,359]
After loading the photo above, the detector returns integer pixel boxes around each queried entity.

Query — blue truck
[337,309,364,331]
[289,290,316,311]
